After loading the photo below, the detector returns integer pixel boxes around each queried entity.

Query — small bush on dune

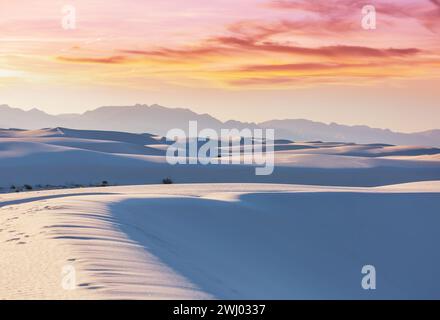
[101,180,109,187]
[24,184,33,191]
[162,177,173,184]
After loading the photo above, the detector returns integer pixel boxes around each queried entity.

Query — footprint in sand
[78,283,90,287]
[77,283,102,290]
[5,237,20,242]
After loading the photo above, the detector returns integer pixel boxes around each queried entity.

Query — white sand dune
[1,182,440,300]
[1,128,439,299]
[1,128,440,189]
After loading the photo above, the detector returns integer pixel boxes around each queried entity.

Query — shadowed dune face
[109,191,440,299]
[1,183,440,299]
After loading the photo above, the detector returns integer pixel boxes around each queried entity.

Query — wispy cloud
[56,56,129,64]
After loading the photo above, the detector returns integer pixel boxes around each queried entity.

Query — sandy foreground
[1,182,440,300]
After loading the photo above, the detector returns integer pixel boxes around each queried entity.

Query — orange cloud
[120,46,230,60]
[56,56,129,64]
[239,62,367,72]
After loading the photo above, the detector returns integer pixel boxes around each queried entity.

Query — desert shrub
[10,185,16,190]
[162,177,173,184]
[101,180,109,187]
[24,184,33,191]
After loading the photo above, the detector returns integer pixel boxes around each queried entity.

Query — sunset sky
[0,0,439,132]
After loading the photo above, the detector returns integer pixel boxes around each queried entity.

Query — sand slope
[1,182,440,299]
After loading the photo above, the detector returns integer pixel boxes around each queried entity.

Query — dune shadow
[109,191,440,299]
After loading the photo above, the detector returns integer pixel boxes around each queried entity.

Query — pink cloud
[267,0,440,33]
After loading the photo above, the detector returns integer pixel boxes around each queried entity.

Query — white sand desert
[1,127,440,189]
[1,128,440,299]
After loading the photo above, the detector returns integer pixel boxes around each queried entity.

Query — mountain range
[1,103,439,146]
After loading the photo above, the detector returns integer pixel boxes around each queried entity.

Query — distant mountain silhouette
[259,119,440,146]
[1,104,439,146]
